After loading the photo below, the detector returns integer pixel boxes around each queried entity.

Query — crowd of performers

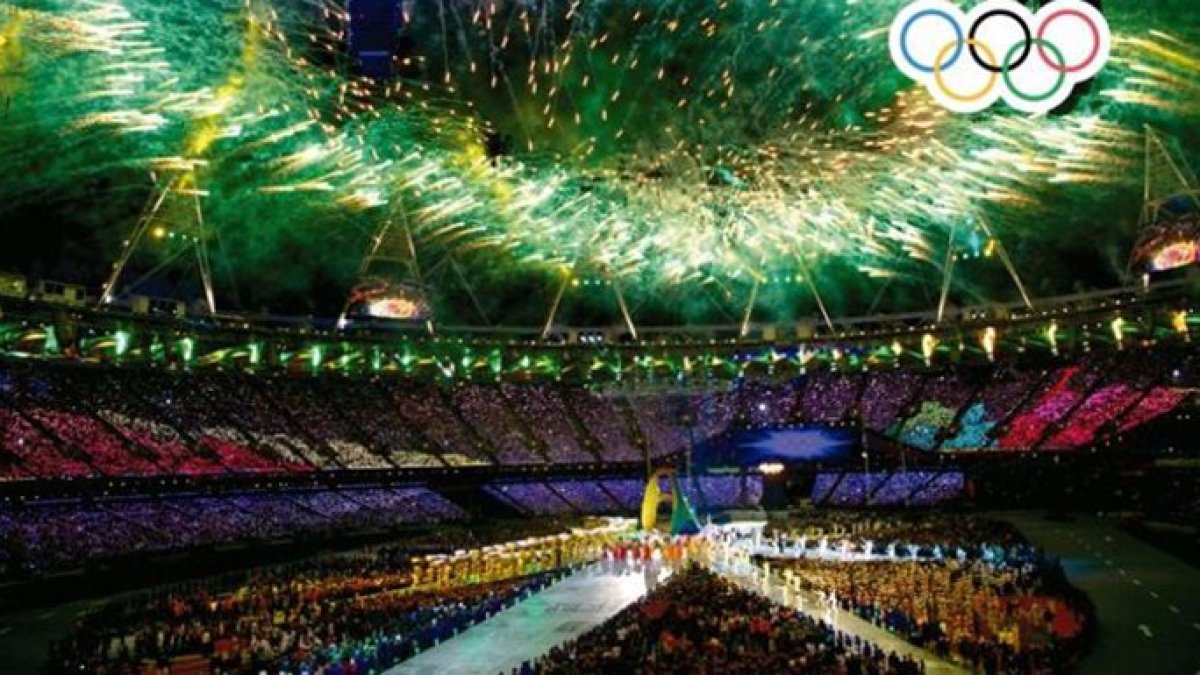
[46,514,1092,674]
[599,536,704,566]
[709,515,1094,674]
[524,566,925,674]
[50,520,633,674]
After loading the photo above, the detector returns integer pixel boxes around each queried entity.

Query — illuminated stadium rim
[5,278,1190,346]
[388,279,1188,339]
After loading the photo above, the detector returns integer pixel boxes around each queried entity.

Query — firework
[1,0,1198,322]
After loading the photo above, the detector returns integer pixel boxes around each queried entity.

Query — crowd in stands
[563,389,643,462]
[0,367,690,479]
[487,482,574,517]
[597,479,649,511]
[454,384,546,465]
[908,472,965,506]
[527,565,924,674]
[874,347,1193,454]
[824,473,889,508]
[544,479,621,512]
[812,470,965,507]
[861,370,923,433]
[940,370,1043,452]
[801,373,861,424]
[487,475,764,517]
[626,396,690,459]
[331,381,443,468]
[501,385,598,463]
[997,356,1111,450]
[0,408,93,478]
[0,346,1192,480]
[269,379,392,470]
[0,472,769,576]
[998,348,1194,452]
[692,475,764,510]
[737,380,801,428]
[897,373,977,450]
[0,487,464,576]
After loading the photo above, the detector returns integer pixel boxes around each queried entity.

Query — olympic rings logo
[889,0,1111,114]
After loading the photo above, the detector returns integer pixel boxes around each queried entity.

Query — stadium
[0,0,1198,672]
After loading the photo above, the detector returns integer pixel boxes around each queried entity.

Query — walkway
[385,561,673,675]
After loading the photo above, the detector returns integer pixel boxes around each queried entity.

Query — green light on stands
[310,345,323,370]
[249,343,261,366]
[180,337,195,363]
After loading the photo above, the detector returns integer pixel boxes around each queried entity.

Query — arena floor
[385,557,967,675]
[0,592,113,673]
[1001,513,1200,675]
[2,514,1198,674]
